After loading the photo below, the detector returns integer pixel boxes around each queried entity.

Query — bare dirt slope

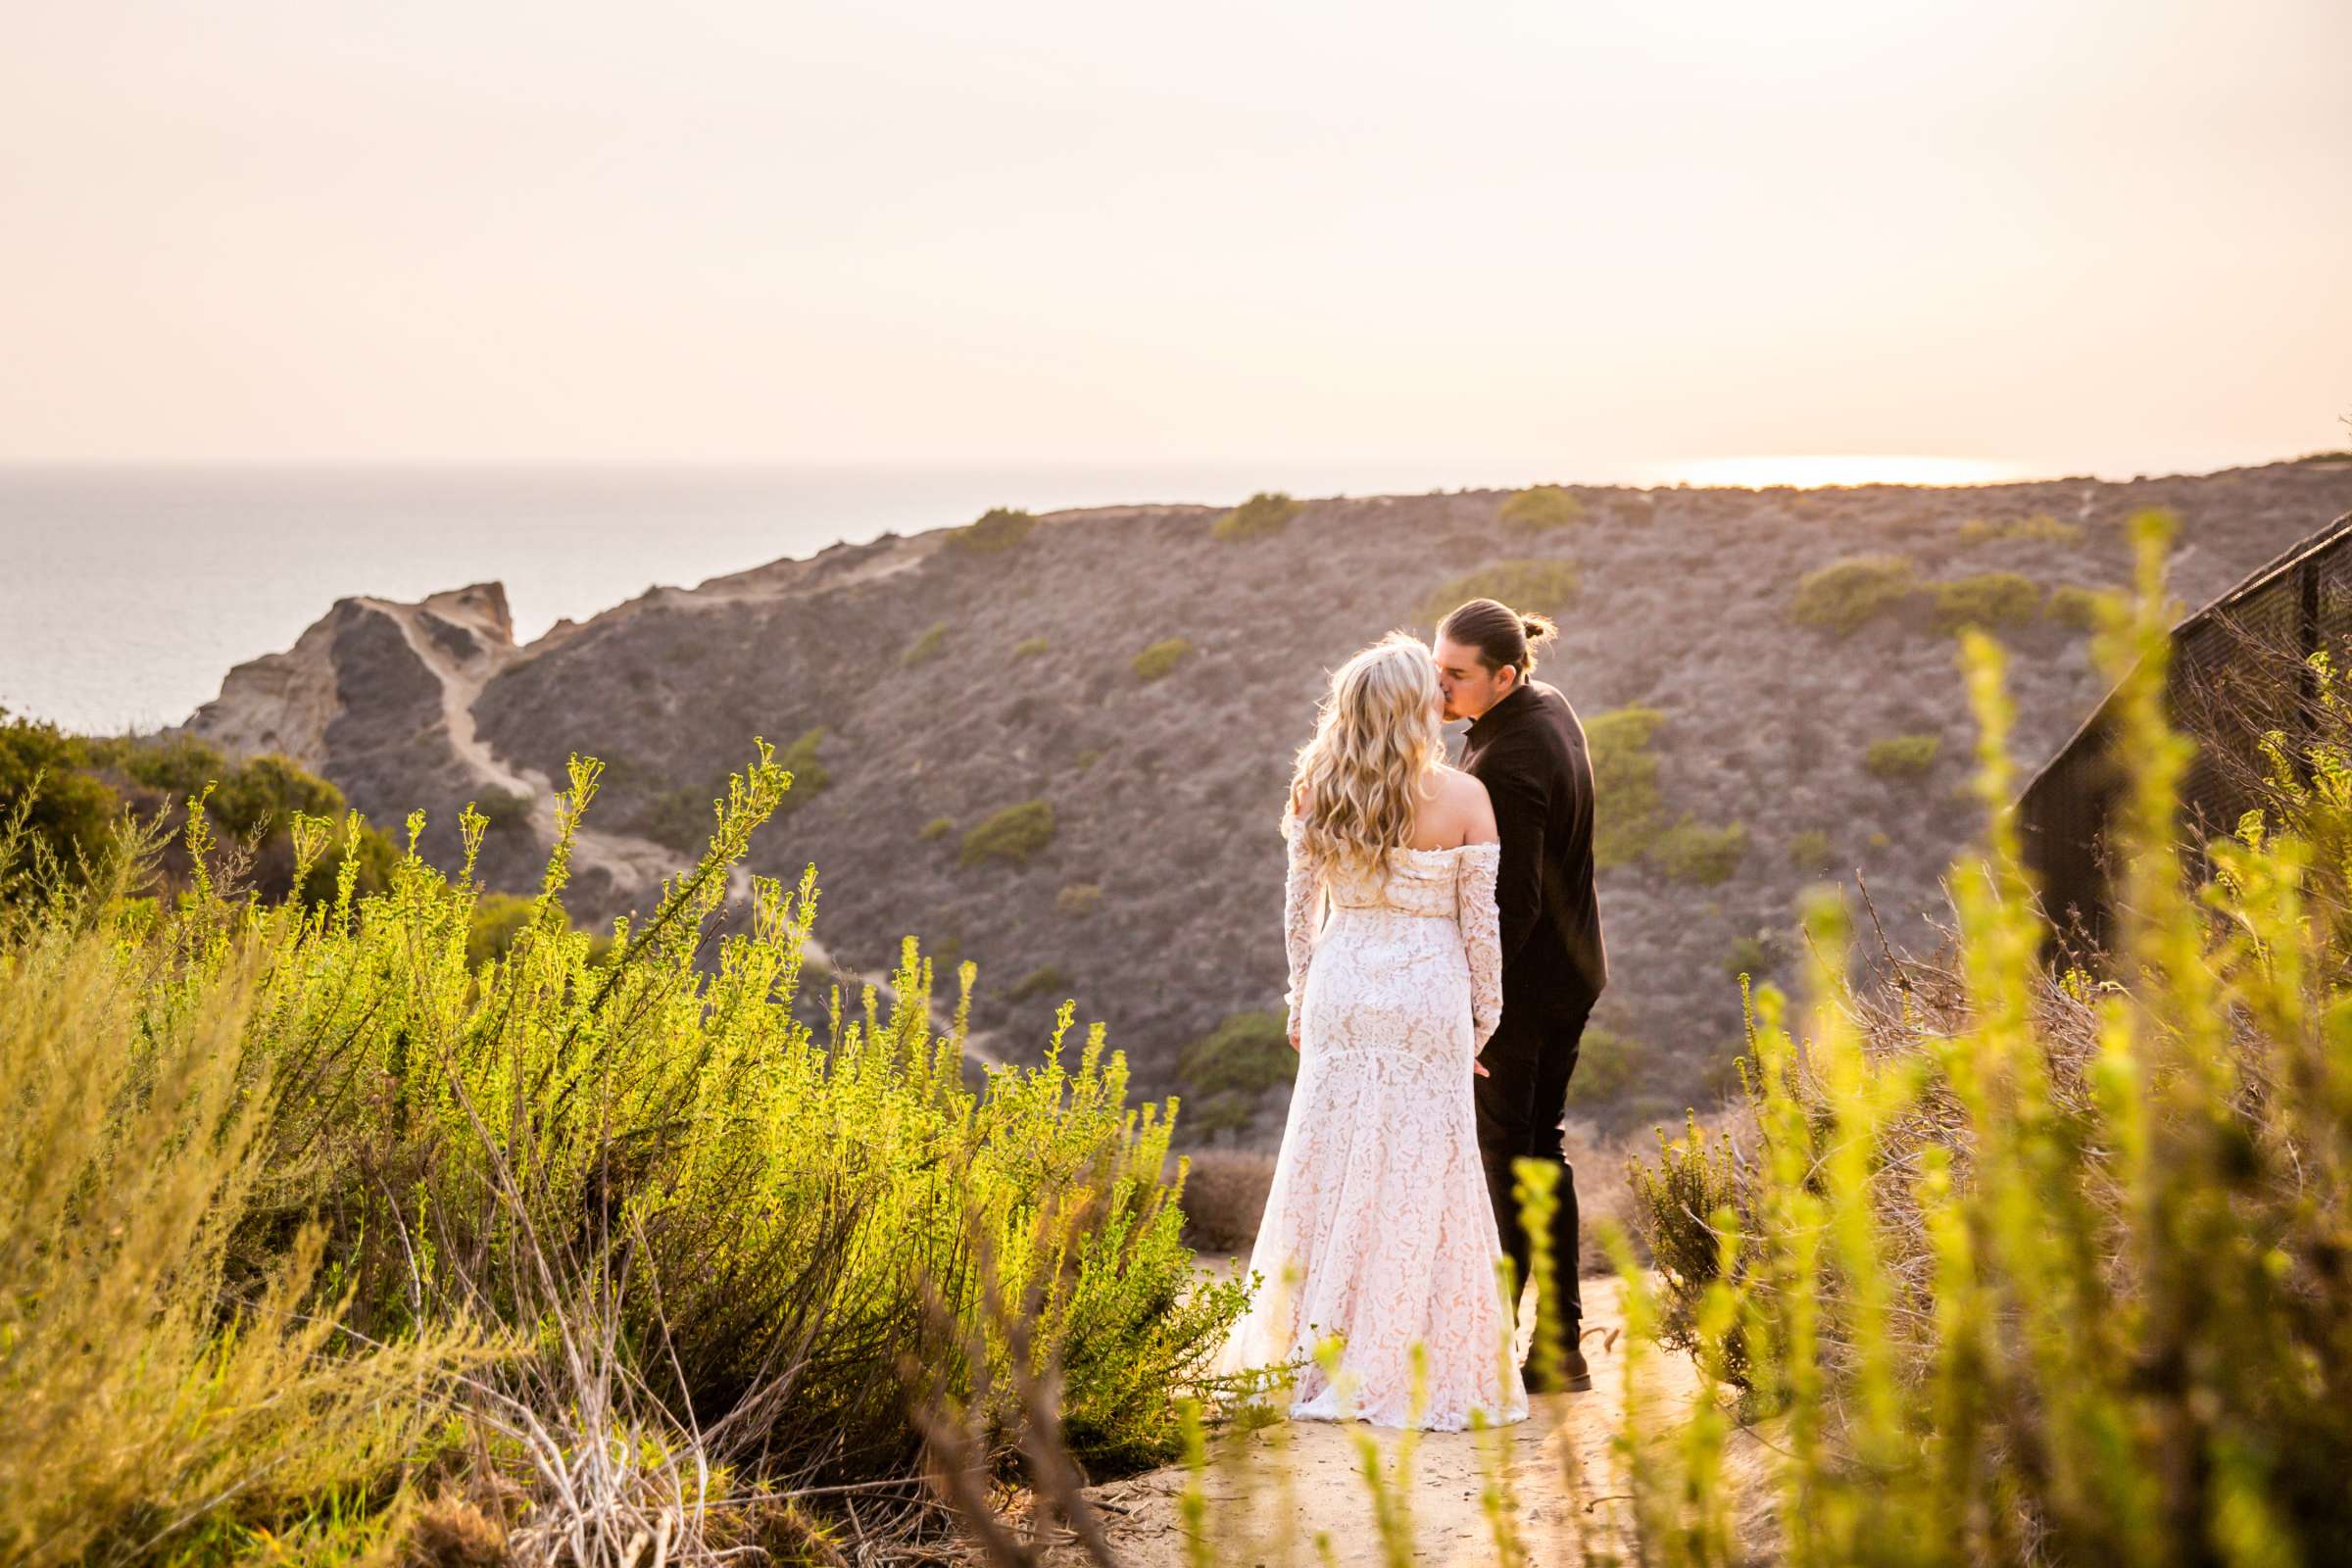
[181,462,2352,1128]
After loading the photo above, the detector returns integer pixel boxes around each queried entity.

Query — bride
[1215,631,1528,1431]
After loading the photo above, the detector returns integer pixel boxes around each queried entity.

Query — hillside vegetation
[0,747,1238,1562]
[1612,514,2352,1564]
[180,463,2352,1137]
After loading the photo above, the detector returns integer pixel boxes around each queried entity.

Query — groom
[1436,597,1609,1394]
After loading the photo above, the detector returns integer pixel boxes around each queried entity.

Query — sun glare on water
[1640,455,2032,489]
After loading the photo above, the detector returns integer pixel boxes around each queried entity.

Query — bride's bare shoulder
[1417,766,1496,847]
[1430,764,1491,808]
[1433,767,1498,843]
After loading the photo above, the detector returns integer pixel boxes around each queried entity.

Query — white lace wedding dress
[1213,828,1529,1430]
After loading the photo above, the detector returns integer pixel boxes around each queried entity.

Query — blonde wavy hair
[1284,631,1447,876]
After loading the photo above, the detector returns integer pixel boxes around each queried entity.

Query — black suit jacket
[1458,679,1609,1015]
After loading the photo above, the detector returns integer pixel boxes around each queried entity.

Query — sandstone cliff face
[183,464,2352,1132]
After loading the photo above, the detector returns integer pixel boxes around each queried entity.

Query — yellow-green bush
[1422,559,1581,624]
[960,798,1055,864]
[1790,555,1918,637]
[902,620,949,667]
[1959,512,2082,546]
[1620,512,2352,1564]
[945,505,1039,553]
[1862,732,1940,778]
[1499,484,1589,531]
[1133,637,1195,682]
[1210,491,1301,541]
[1013,634,1051,659]
[1650,815,1747,886]
[643,726,829,846]
[476,784,532,830]
[1723,934,1771,981]
[1587,705,1666,867]
[1008,963,1072,1002]
[1931,569,2041,632]
[1788,827,1835,872]
[0,743,1237,1556]
[2047,581,2107,630]
[919,814,955,842]
[1176,1010,1295,1137]
[0,816,484,1563]
[1565,1025,1641,1104]
[0,713,398,908]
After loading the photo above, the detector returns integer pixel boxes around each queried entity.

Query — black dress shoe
[1525,1342,1593,1394]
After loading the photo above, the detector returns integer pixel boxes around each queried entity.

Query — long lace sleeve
[1281,821,1326,1036]
[1457,842,1503,1051]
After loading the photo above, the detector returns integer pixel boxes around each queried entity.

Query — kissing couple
[1215,596,1610,1430]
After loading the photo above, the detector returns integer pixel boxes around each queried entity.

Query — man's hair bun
[1521,612,1558,647]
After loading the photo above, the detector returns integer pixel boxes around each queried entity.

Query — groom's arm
[1485,753,1550,969]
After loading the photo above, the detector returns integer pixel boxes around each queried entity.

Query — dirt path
[1041,1275,1767,1567]
[375,593,1006,1066]
[377,592,681,897]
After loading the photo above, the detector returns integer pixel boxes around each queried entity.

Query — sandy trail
[1041,1274,1767,1567]
[377,592,681,898]
[376,594,1005,1065]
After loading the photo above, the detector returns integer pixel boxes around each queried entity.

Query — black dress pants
[1473,991,1595,1334]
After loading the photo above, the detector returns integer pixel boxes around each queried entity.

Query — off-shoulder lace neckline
[1396,842,1500,857]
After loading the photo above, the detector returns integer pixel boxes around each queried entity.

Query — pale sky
[4,0,2346,474]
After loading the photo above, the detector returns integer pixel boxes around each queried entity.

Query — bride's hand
[1288,1024,1300,1052]
[1472,1055,1491,1078]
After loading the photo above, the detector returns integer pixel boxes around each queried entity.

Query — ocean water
[0,461,1614,736]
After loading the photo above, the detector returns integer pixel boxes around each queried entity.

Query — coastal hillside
[184,461,2352,1133]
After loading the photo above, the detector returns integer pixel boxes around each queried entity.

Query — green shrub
[1958,512,2082,546]
[1176,1010,1295,1136]
[1132,637,1194,682]
[1626,1114,1755,1383]
[1620,512,2352,1562]
[1055,882,1103,916]
[902,621,949,668]
[1209,491,1301,541]
[2046,581,2108,631]
[959,799,1055,865]
[1931,570,2041,632]
[476,786,532,831]
[1421,559,1581,624]
[1863,732,1941,778]
[1012,634,1051,659]
[1564,1025,1639,1104]
[945,505,1039,553]
[0,710,121,899]
[1788,827,1836,872]
[1724,934,1771,981]
[0,713,396,908]
[1008,963,1072,1003]
[0,740,1241,1549]
[1498,484,1589,531]
[1649,815,1747,885]
[0,893,484,1562]
[644,742,826,850]
[1790,554,1918,636]
[918,815,954,842]
[466,890,537,965]
[1586,706,1666,868]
